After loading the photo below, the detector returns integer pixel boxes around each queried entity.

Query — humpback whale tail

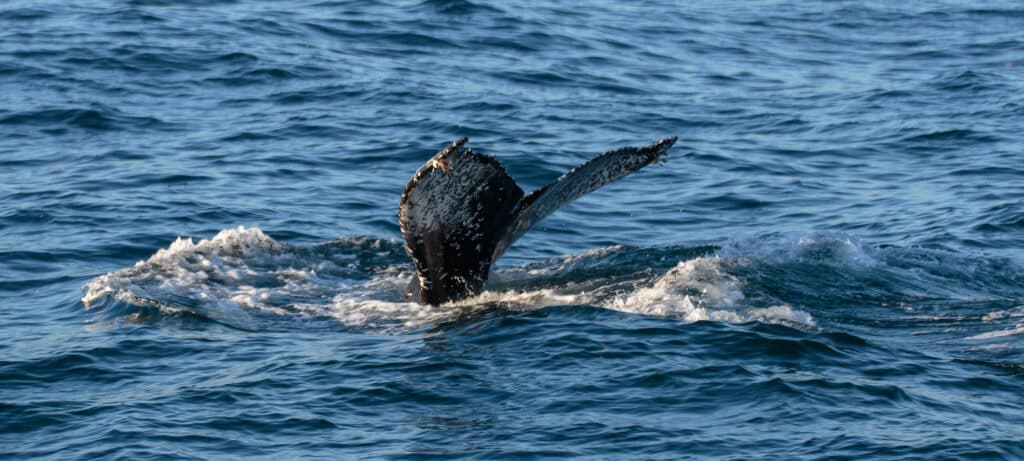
[399,136,678,305]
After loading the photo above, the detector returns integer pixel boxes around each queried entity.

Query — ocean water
[2,0,1024,459]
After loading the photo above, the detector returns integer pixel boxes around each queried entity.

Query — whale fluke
[400,136,677,305]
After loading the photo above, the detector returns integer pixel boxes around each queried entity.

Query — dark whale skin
[400,136,677,305]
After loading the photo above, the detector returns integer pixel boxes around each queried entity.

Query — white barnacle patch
[430,156,452,175]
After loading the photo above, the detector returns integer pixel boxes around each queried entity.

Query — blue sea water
[2,0,1024,458]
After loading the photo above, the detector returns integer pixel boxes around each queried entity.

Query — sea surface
[2,1,1024,459]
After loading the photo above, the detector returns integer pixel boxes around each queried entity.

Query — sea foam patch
[83,227,422,329]
[607,256,815,326]
[82,228,826,330]
[91,229,1022,332]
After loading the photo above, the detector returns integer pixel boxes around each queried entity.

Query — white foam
[982,307,1024,322]
[607,256,814,326]
[460,287,581,310]
[84,227,365,326]
[84,226,281,300]
[85,228,833,330]
[83,225,486,330]
[966,324,1024,340]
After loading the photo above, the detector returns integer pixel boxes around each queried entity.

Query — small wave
[0,7,51,21]
[982,306,1024,322]
[723,233,1024,299]
[899,129,1000,144]
[125,0,238,6]
[966,324,1024,341]
[607,256,815,326]
[964,8,1024,18]
[415,0,504,15]
[268,85,369,106]
[719,233,879,268]
[0,106,171,133]
[930,70,1007,93]
[690,192,775,212]
[202,67,306,87]
[974,203,1024,235]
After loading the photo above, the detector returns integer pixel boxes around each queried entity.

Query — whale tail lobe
[399,136,677,305]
